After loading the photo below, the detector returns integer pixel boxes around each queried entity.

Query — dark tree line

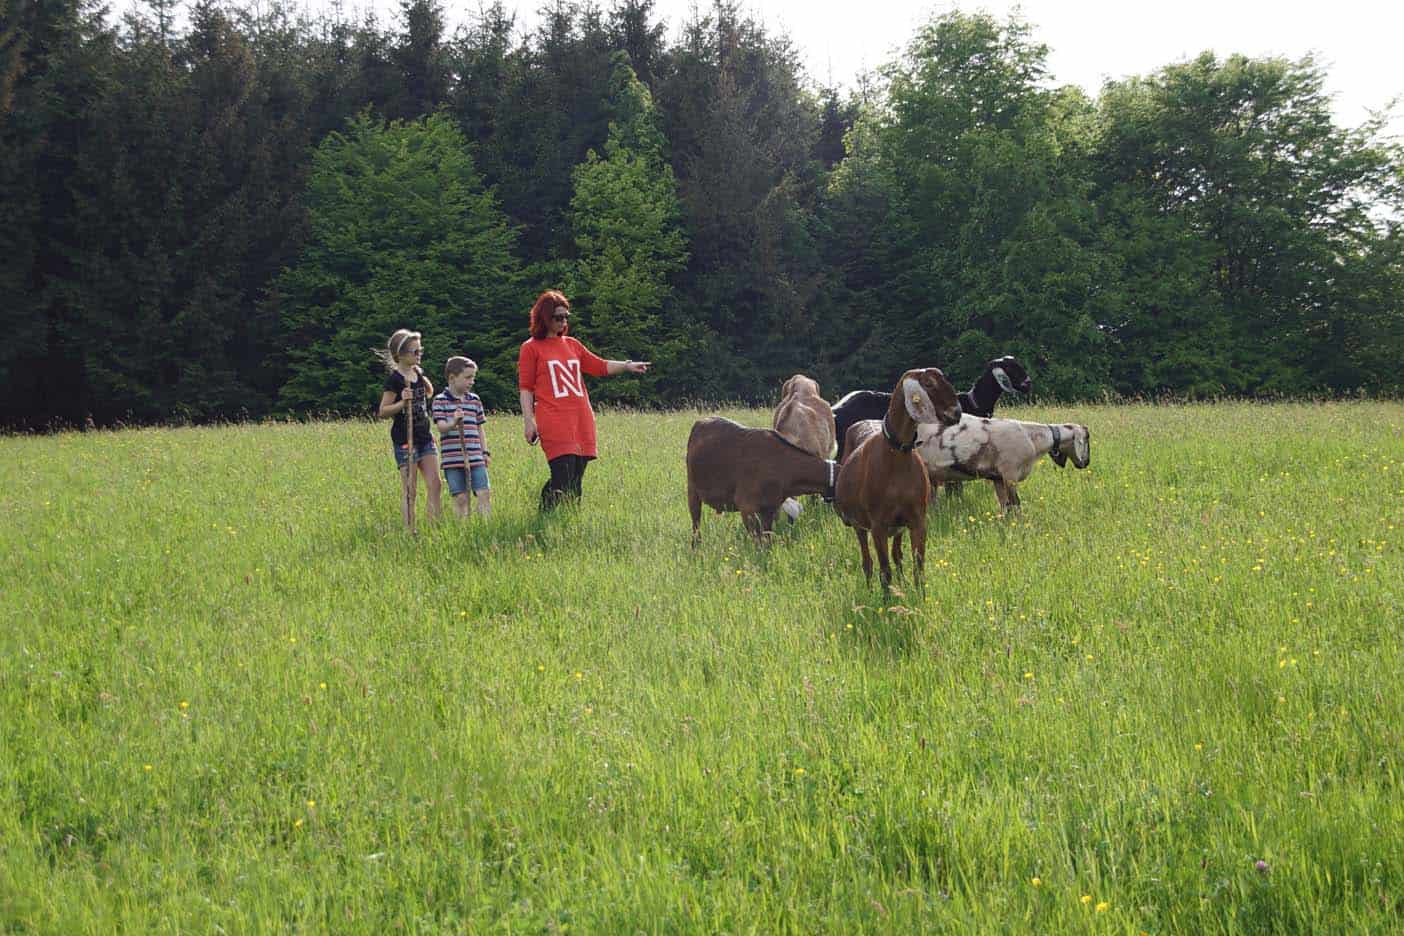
[2,0,1400,428]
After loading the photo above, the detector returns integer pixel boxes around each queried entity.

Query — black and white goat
[946,355,1031,496]
[959,355,1031,416]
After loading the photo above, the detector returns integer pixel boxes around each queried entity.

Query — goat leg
[992,480,1010,514]
[759,507,778,548]
[688,485,703,548]
[891,529,904,577]
[855,528,873,584]
[872,525,893,593]
[741,511,761,544]
[909,517,927,596]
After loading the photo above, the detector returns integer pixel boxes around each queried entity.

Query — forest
[2,0,1401,427]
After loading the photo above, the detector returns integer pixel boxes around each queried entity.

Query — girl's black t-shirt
[385,369,433,448]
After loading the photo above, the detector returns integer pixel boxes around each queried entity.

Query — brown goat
[687,417,838,546]
[833,368,962,591]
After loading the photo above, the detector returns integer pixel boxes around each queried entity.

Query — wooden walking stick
[402,373,418,534]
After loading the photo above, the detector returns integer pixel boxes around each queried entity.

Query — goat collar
[882,414,917,453]
[1047,424,1063,457]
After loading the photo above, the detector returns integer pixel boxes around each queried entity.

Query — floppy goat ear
[992,366,1016,394]
[901,373,940,423]
[1048,449,1069,467]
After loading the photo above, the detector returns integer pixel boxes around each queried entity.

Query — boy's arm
[432,396,455,432]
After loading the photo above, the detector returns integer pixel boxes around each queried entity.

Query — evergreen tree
[606,0,665,89]
[275,112,522,412]
[0,0,118,427]
[392,0,446,119]
[568,52,688,403]
[656,1,822,398]
[488,1,615,264]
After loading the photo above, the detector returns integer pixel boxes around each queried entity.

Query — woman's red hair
[529,290,570,340]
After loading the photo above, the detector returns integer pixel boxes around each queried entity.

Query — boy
[433,357,491,517]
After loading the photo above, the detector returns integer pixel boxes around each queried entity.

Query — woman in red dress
[518,290,650,509]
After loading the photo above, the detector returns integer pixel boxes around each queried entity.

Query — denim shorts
[392,440,438,467]
[444,465,490,496]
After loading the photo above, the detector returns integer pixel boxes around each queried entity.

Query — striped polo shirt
[432,390,486,469]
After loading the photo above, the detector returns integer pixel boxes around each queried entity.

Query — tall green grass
[2,402,1400,932]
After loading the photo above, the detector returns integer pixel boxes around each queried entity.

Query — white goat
[914,415,1090,513]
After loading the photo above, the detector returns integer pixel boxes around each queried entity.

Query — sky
[340,0,1401,135]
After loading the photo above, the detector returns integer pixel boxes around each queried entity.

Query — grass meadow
[1,401,1400,933]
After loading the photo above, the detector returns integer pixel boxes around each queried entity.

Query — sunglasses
[552,313,570,322]
[404,347,423,355]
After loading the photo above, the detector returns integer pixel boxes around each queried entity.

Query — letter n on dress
[548,359,585,399]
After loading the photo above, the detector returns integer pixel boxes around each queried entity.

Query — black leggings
[541,454,591,509]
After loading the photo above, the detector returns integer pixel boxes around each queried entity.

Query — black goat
[959,355,1031,416]
[832,390,892,462]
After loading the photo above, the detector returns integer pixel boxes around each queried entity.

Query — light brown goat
[774,374,839,518]
[915,416,1091,513]
[833,368,962,591]
[773,374,837,458]
[687,417,838,546]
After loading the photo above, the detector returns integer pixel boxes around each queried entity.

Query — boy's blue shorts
[392,440,437,467]
[444,465,490,496]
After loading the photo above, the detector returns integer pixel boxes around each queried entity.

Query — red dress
[518,336,610,460]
